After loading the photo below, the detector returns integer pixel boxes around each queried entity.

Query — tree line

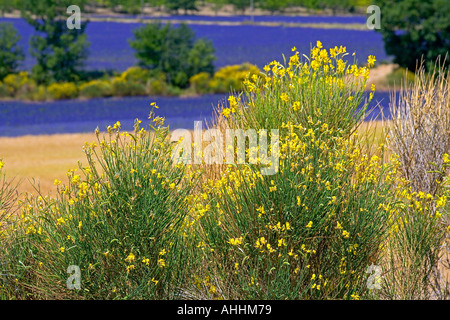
[0,0,216,88]
[1,0,372,16]
[0,0,448,87]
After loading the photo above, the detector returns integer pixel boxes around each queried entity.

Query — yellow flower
[59,247,65,253]
[256,206,265,217]
[54,179,62,186]
[292,101,301,111]
[316,40,323,49]
[151,102,159,109]
[278,239,286,247]
[444,153,450,164]
[222,108,231,118]
[306,221,313,228]
[151,278,159,285]
[351,293,360,300]
[169,183,176,190]
[228,237,243,246]
[125,252,135,263]
[113,121,121,130]
[157,258,166,268]
[142,258,150,265]
[126,265,135,272]
[367,55,376,68]
[280,92,289,103]
[0,161,4,170]
[342,230,350,238]
[71,175,80,185]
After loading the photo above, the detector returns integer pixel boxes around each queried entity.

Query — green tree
[129,22,216,88]
[374,0,450,71]
[230,0,249,13]
[19,0,90,84]
[0,0,19,15]
[165,0,198,14]
[258,0,289,13]
[0,23,24,80]
[187,38,216,76]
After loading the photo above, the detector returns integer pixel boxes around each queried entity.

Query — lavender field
[0,17,390,72]
[0,91,391,137]
[89,13,368,24]
[0,16,392,137]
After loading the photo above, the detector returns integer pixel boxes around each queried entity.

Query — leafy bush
[111,76,147,97]
[209,63,261,93]
[78,79,112,99]
[0,82,13,98]
[29,85,47,101]
[129,23,216,88]
[120,66,151,84]
[0,23,25,81]
[189,72,212,94]
[3,71,33,96]
[374,0,450,71]
[47,82,78,100]
[146,78,168,96]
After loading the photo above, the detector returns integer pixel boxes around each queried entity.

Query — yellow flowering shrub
[2,111,199,299]
[47,82,78,100]
[209,63,262,93]
[2,41,449,300]
[189,72,212,94]
[78,79,112,98]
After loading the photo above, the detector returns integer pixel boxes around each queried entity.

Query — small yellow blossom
[125,252,135,263]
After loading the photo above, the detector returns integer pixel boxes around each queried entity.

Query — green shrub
[111,76,147,97]
[0,82,13,98]
[189,42,397,299]
[29,85,47,101]
[0,23,24,81]
[189,72,212,94]
[209,63,261,93]
[3,71,33,96]
[78,79,112,99]
[1,115,200,299]
[147,78,168,96]
[47,82,78,100]
[0,160,19,300]
[120,66,150,84]
[130,23,215,88]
